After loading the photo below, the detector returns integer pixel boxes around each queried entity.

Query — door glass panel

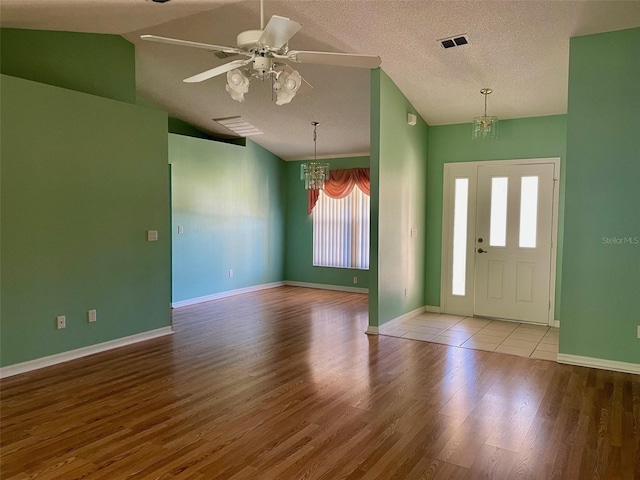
[519,176,539,248]
[490,177,508,247]
[452,178,469,296]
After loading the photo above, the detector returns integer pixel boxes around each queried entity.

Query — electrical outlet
[229,269,233,277]
[88,310,97,323]
[56,315,66,329]
[177,225,184,234]
[147,230,158,242]
[353,276,358,285]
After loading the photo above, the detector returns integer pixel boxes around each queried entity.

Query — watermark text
[601,236,639,245]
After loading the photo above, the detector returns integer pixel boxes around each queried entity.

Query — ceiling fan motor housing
[237,30,263,50]
[253,56,271,74]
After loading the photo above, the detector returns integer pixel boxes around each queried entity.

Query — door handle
[477,248,488,254]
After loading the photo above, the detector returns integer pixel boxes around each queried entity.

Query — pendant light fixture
[300,122,330,190]
[472,88,498,140]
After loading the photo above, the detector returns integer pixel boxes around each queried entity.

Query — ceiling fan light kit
[472,88,498,140]
[225,69,250,102]
[140,0,381,106]
[274,69,302,105]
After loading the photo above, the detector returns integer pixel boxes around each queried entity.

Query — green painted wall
[1,28,136,104]
[284,156,370,288]
[561,27,640,364]
[170,134,285,303]
[1,75,170,367]
[370,69,429,327]
[427,116,567,318]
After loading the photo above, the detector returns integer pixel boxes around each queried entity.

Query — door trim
[439,158,561,326]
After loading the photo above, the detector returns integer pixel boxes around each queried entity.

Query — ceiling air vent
[438,34,470,49]
[214,116,263,137]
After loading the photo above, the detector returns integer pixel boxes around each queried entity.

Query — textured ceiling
[2,0,640,160]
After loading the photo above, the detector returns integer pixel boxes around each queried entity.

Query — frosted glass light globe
[286,78,297,90]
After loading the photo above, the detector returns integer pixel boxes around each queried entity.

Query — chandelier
[300,122,330,190]
[472,88,498,140]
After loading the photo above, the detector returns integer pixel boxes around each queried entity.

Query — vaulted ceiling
[2,0,639,159]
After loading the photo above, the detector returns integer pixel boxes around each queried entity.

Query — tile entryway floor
[380,312,559,360]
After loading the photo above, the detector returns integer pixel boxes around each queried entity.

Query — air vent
[214,116,263,137]
[438,34,470,49]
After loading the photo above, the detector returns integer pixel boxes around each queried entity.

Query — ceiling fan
[140,0,381,105]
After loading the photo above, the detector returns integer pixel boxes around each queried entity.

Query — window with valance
[308,168,370,270]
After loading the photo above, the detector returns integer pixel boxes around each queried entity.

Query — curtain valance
[307,167,370,214]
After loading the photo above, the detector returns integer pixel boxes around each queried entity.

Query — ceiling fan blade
[285,50,381,69]
[140,35,244,55]
[258,15,302,49]
[183,58,253,83]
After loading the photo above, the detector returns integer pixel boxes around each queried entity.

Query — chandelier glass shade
[301,162,330,190]
[301,122,330,190]
[472,88,498,140]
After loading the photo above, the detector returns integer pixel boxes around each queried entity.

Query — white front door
[473,163,555,323]
[440,159,559,326]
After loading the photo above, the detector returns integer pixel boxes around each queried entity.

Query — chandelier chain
[313,122,318,160]
[300,121,329,190]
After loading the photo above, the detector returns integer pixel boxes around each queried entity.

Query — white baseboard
[172,282,285,308]
[424,305,442,313]
[557,353,640,375]
[284,281,368,294]
[365,326,379,335]
[0,327,174,379]
[553,320,560,328]
[379,306,427,332]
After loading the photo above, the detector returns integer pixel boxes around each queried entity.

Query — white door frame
[439,158,560,326]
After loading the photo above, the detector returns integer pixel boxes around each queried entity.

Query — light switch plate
[147,230,158,242]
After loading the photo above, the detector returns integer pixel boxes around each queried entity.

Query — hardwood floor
[1,287,639,479]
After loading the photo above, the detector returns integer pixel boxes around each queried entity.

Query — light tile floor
[380,312,559,360]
